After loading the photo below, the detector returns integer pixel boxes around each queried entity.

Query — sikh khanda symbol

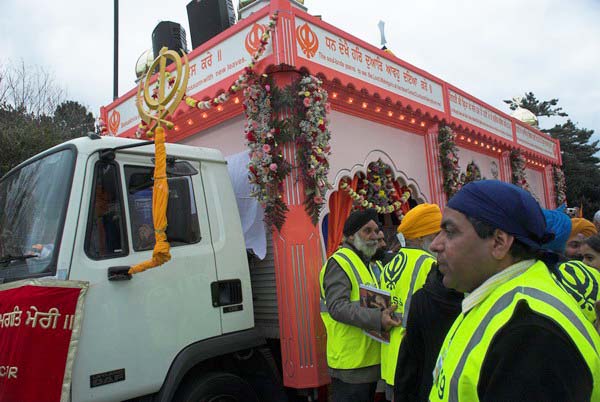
[108,110,120,135]
[296,23,318,59]
[136,47,190,131]
[384,252,408,290]
[245,23,267,56]
[554,261,599,315]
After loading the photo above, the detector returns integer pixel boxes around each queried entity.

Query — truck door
[69,152,221,402]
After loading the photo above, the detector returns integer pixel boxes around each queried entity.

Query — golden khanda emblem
[137,47,190,132]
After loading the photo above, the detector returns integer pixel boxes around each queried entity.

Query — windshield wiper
[0,254,38,266]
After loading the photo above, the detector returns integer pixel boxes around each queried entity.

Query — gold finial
[136,47,190,133]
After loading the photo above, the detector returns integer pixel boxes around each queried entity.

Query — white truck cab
[0,135,285,402]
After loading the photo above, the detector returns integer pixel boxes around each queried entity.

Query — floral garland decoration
[438,125,462,199]
[111,14,278,138]
[180,12,289,229]
[296,75,333,224]
[244,78,291,231]
[462,161,483,185]
[510,149,530,191]
[136,120,149,138]
[553,165,567,205]
[340,173,410,218]
[96,117,109,136]
[184,13,278,111]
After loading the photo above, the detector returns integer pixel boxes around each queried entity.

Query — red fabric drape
[326,176,359,257]
[0,282,88,402]
[393,181,412,214]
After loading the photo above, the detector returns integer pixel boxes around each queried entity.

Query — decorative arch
[320,149,428,257]
[462,160,483,184]
[330,149,428,204]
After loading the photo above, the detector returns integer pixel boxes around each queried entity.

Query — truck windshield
[0,148,75,282]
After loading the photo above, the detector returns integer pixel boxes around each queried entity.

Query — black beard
[571,254,584,261]
[372,248,386,261]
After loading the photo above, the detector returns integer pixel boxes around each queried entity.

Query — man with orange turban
[380,203,442,400]
[396,203,443,250]
[566,217,598,260]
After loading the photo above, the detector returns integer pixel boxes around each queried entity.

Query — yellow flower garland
[184,13,278,111]
[340,181,410,214]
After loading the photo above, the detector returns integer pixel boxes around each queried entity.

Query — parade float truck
[1,1,565,401]
[0,134,294,402]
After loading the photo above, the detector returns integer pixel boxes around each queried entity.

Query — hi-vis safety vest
[371,260,385,285]
[319,247,381,369]
[429,261,600,402]
[551,260,600,324]
[380,248,435,385]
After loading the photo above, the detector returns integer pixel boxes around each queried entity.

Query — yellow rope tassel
[129,126,172,274]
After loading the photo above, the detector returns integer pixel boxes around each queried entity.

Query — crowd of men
[319,180,600,402]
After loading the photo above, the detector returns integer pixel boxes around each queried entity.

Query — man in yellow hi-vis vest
[370,229,387,285]
[542,207,600,326]
[428,180,600,401]
[319,209,401,402]
[380,203,441,400]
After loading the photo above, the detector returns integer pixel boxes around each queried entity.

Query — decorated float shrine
[101,0,564,390]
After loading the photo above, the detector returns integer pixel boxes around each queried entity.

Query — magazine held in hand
[359,284,399,343]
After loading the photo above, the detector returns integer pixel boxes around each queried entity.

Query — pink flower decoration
[303,97,311,107]
[269,163,278,171]
[262,144,271,153]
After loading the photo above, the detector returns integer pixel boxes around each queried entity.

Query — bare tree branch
[0,59,65,116]
[0,61,8,105]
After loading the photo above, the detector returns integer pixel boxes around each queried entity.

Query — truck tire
[177,372,260,402]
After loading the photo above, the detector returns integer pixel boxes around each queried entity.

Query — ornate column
[544,164,556,209]
[499,150,512,183]
[270,0,298,67]
[424,125,445,207]
[269,69,329,389]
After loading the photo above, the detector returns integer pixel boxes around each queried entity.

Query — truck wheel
[178,372,260,402]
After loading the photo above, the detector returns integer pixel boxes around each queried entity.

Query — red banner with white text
[0,280,88,402]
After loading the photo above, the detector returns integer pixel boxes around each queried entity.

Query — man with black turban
[428,180,600,402]
[319,209,401,402]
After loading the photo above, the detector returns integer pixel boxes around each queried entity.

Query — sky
[1,0,599,144]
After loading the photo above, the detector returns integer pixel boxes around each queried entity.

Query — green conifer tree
[505,93,600,219]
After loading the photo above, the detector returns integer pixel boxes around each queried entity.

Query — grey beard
[353,235,378,258]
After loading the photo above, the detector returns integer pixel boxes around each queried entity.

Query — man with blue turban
[428,180,600,402]
[541,206,572,255]
[542,207,600,325]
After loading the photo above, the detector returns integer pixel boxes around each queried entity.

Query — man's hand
[381,304,402,332]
